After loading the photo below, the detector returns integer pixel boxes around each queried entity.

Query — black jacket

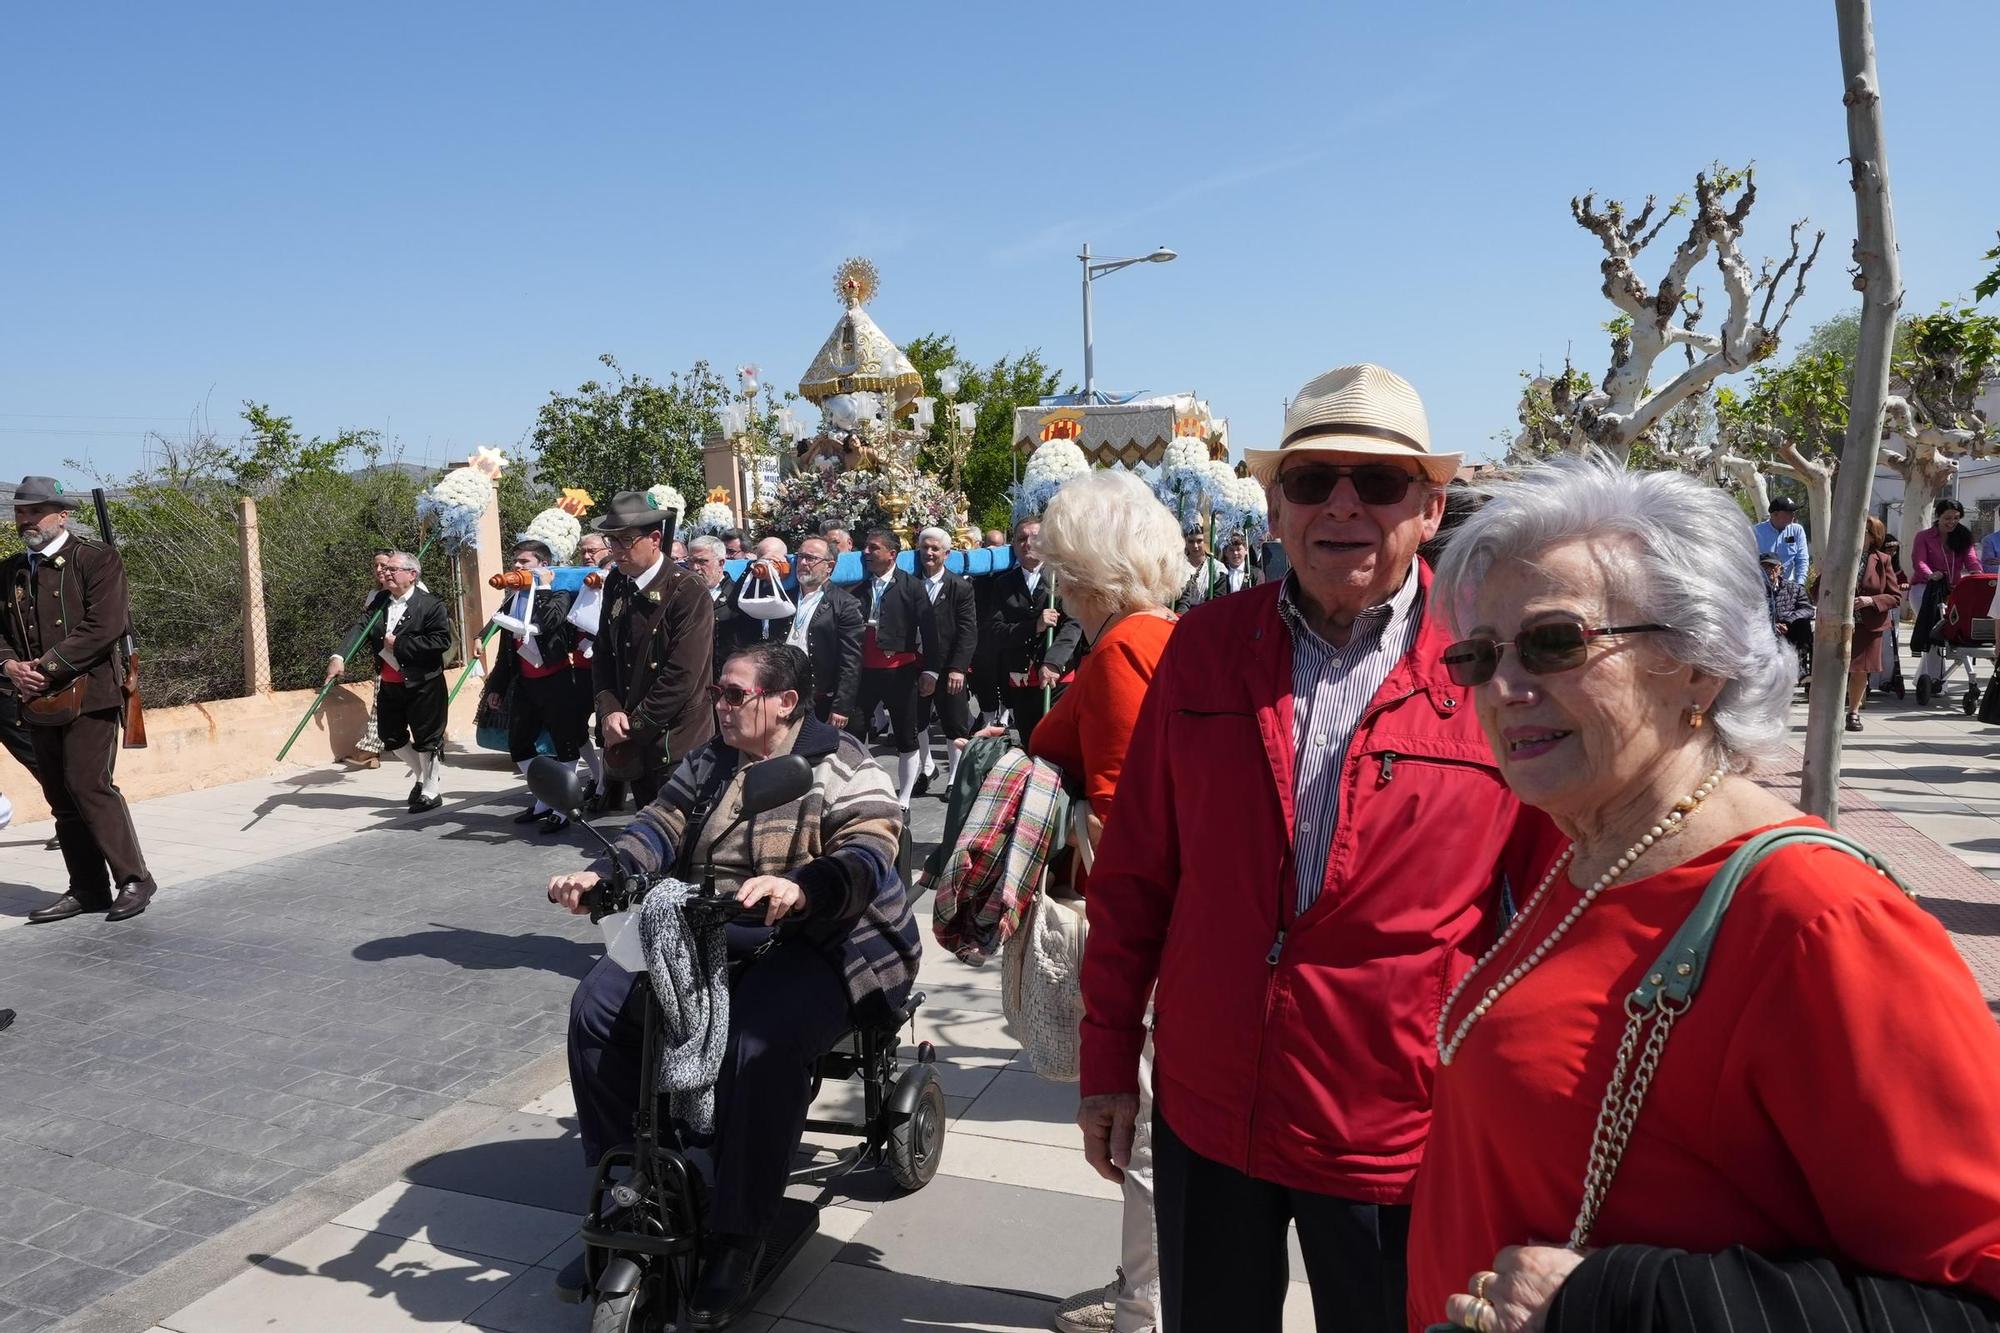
[1548,1243,2000,1333]
[709,573,751,678]
[771,584,863,717]
[986,565,1081,679]
[855,568,930,658]
[342,588,452,685]
[1207,562,1265,600]
[485,584,577,698]
[918,570,979,677]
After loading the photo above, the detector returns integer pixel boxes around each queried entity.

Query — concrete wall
[0,682,485,826]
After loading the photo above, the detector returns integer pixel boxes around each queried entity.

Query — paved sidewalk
[4,655,2000,1332]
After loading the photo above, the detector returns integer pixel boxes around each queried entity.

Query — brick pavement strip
[0,779,596,1330]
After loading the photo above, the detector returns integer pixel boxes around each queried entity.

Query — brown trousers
[29,707,151,904]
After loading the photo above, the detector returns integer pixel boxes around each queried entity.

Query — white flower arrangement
[417,449,505,550]
[645,483,688,524]
[1153,439,1213,531]
[1013,439,1091,521]
[688,501,736,538]
[519,507,582,564]
[1213,475,1270,545]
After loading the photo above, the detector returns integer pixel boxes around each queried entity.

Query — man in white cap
[1072,366,1550,1332]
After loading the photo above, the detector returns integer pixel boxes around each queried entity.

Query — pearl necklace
[1436,764,1728,1067]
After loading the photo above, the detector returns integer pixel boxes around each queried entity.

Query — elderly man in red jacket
[1077,365,1552,1333]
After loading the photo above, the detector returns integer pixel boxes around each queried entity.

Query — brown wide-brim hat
[590,490,678,535]
[10,475,80,510]
[1245,363,1462,486]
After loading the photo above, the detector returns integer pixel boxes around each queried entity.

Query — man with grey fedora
[1075,367,1546,1332]
[589,490,714,808]
[0,476,158,923]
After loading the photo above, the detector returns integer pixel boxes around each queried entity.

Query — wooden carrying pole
[1801,0,1903,821]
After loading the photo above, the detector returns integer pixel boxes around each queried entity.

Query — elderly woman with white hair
[1021,468,1185,1333]
[1408,459,2000,1333]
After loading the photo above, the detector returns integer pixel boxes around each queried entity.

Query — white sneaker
[1051,1282,1118,1333]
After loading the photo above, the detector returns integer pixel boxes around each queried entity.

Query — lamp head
[1147,248,1177,263]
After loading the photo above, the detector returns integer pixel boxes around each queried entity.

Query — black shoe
[538,811,571,835]
[27,893,109,924]
[1846,711,1864,732]
[689,1234,764,1330]
[912,771,931,800]
[107,879,157,922]
[512,806,545,825]
[43,836,59,851]
[553,1250,589,1305]
[409,793,444,814]
[1893,681,1907,700]
[407,783,424,807]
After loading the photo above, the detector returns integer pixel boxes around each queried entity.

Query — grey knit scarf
[636,878,730,1135]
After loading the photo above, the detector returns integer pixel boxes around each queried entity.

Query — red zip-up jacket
[1079,565,1558,1203]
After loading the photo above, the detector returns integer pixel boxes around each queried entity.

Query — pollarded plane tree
[1516,166,1824,467]
[1879,306,2000,555]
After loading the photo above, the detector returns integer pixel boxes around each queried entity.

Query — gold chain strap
[1568,994,1684,1250]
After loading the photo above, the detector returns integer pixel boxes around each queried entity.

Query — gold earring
[1687,706,1707,730]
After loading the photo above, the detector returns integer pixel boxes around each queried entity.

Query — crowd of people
[12,343,2000,1333]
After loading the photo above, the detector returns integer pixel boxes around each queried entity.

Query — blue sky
[4,0,1997,482]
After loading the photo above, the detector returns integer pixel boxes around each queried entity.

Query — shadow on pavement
[354,924,598,980]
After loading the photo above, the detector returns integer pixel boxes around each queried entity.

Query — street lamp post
[1080,242,1177,402]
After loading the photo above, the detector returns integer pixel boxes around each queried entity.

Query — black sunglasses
[1278,463,1419,507]
[1442,621,1673,687]
[706,683,769,707]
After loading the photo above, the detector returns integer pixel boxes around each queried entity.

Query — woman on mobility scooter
[548,642,923,1328]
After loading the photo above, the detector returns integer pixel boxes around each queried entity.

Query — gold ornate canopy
[797,258,924,406]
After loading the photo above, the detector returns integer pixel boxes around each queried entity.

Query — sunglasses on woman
[1442,621,1673,687]
[706,683,768,707]
[1277,463,1419,507]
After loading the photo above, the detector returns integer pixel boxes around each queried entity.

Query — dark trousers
[1152,1111,1408,1333]
[851,664,921,751]
[971,642,1003,716]
[0,692,39,776]
[568,940,850,1238]
[1784,619,1814,676]
[1004,681,1063,751]
[917,677,974,743]
[507,669,590,763]
[29,708,150,904]
[377,676,446,755]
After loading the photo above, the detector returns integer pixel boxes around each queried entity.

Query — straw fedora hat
[1245,364,1461,485]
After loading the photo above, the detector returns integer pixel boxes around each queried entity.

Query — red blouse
[1406,818,2000,1330]
[1028,612,1175,818]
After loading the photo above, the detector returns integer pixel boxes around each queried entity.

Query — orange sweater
[1029,612,1176,819]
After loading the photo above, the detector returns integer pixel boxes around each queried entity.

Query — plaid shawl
[606,715,921,1025]
[932,746,1069,964]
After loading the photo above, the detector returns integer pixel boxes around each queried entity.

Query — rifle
[90,488,148,748]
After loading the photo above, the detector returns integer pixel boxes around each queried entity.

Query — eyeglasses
[1277,463,1419,507]
[1442,621,1673,687]
[706,683,768,707]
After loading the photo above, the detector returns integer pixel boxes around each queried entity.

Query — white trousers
[1115,1033,1160,1333]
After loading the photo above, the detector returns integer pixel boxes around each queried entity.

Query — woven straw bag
[1002,799,1093,1082]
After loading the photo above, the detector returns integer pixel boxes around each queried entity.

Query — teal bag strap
[1629,826,1909,1013]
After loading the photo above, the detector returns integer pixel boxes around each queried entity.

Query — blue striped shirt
[1278,567,1423,917]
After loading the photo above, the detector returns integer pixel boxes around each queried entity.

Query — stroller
[1914,573,1998,712]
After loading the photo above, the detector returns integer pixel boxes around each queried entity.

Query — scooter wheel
[888,1070,947,1191]
[591,1292,639,1333]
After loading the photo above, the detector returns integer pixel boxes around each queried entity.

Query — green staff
[446,622,504,706]
[1043,570,1058,713]
[275,533,438,762]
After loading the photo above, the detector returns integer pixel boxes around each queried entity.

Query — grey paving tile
[840,1172,1117,1302]
[156,1145,298,1202]
[786,1260,1058,1333]
[138,1187,260,1236]
[0,1247,52,1290]
[461,1263,593,1332]
[0,1299,54,1333]
[0,1187,78,1243]
[74,1128,207,1176]
[358,1085,457,1121]
[275,1070,397,1107]
[0,1258,124,1317]
[262,1132,370,1173]
[272,1099,405,1145]
[402,1110,588,1216]
[23,1206,170,1270]
[115,1226,205,1274]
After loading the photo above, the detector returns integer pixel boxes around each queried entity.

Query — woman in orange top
[1409,460,2000,1333]
[1015,467,1184,1333]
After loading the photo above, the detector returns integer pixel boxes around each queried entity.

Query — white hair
[688,535,726,560]
[917,526,952,547]
[1038,469,1186,614]
[1432,455,1792,769]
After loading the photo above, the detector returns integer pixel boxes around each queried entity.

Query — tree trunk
[1719,457,1771,514]
[1772,445,1834,572]
[1889,441,1955,559]
[1802,0,1904,822]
